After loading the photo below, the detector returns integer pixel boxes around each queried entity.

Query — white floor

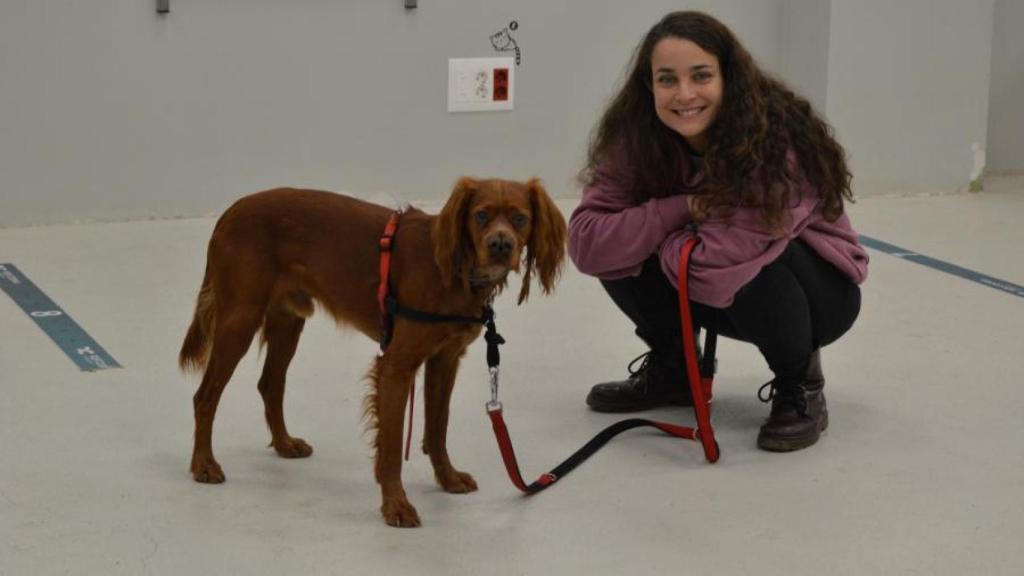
[2,181,1023,576]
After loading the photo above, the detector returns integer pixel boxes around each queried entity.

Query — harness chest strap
[376,213,413,458]
[377,212,400,343]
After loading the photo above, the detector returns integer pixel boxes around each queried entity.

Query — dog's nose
[487,234,515,260]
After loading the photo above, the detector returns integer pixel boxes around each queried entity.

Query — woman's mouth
[673,106,705,118]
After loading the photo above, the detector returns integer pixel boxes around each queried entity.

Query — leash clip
[485,366,502,412]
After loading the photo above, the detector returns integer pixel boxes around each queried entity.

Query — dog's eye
[511,213,529,229]
[474,211,489,225]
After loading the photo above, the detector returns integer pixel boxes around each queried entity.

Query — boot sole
[757,411,829,452]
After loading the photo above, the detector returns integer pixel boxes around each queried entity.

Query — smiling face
[651,37,723,153]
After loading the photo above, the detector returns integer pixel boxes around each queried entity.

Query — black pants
[600,239,861,388]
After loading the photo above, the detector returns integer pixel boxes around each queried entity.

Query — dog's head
[434,177,566,304]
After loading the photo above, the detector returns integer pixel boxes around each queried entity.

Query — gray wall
[825,0,994,196]
[987,0,1024,174]
[0,0,1012,227]
[0,0,781,227]
[780,0,831,114]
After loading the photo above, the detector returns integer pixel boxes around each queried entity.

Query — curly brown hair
[581,11,853,230]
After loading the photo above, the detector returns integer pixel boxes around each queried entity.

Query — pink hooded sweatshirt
[568,151,869,308]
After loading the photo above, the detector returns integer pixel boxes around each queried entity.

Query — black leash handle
[487,410,697,494]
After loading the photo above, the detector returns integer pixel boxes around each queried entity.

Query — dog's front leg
[423,347,478,494]
[372,353,421,527]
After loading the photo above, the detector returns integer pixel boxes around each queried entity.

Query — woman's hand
[685,194,697,212]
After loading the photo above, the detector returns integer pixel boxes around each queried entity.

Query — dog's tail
[179,263,216,373]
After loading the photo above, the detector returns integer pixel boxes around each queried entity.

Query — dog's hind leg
[191,304,266,484]
[423,346,478,494]
[258,299,312,459]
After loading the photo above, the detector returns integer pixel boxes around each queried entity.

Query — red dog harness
[378,212,494,350]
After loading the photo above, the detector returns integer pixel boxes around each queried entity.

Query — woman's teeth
[675,107,703,117]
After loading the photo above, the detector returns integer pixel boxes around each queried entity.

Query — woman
[569,11,868,452]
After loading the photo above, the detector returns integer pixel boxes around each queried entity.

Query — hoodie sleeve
[569,174,692,279]
[658,172,822,308]
[658,194,819,286]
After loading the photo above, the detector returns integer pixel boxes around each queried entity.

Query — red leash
[487,236,718,494]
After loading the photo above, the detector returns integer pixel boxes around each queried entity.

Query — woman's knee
[821,284,861,347]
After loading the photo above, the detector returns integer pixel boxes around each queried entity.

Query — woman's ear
[518,178,567,305]
[434,177,477,291]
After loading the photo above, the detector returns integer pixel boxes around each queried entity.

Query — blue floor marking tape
[858,235,1024,299]
[0,263,121,371]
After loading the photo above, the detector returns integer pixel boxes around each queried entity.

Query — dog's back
[179,188,404,372]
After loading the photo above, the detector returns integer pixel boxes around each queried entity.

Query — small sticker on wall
[490,21,521,65]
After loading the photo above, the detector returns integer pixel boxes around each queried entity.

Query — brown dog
[178,177,566,527]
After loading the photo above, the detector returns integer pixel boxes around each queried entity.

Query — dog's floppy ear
[434,177,477,291]
[518,178,567,305]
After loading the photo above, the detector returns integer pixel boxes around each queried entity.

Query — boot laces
[758,380,808,416]
[627,352,651,377]
[623,352,653,393]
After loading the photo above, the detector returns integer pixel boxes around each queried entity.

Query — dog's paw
[381,498,421,528]
[191,457,225,484]
[272,436,313,459]
[438,469,478,494]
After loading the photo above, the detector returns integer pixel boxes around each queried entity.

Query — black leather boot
[586,352,693,413]
[756,350,828,452]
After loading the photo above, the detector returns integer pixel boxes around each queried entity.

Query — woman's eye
[694,72,712,82]
[657,75,676,86]
[474,211,489,225]
[512,214,528,228]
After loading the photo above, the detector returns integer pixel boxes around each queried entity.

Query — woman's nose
[674,81,695,102]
